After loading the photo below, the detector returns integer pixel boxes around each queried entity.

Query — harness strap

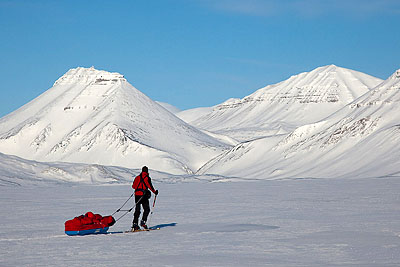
[136,173,149,193]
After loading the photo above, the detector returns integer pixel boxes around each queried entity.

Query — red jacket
[132,172,156,196]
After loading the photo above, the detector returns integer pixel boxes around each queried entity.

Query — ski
[124,227,160,233]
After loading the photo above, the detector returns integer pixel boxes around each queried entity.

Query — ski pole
[147,195,157,227]
[152,195,157,208]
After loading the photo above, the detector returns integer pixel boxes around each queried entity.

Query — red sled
[65,212,115,236]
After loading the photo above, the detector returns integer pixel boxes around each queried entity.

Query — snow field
[1,177,400,266]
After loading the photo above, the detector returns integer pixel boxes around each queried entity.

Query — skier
[131,166,158,231]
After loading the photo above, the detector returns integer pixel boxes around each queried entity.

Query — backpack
[133,173,151,198]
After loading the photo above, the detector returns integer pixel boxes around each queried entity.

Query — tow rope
[112,194,145,223]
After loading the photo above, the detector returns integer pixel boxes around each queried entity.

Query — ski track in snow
[1,178,400,266]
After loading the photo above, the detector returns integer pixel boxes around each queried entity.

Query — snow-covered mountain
[177,106,213,124]
[156,101,181,114]
[198,69,400,179]
[0,67,231,174]
[179,65,383,142]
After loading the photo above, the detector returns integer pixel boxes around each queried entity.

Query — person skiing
[131,166,158,231]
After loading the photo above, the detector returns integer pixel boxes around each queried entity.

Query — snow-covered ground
[1,177,399,266]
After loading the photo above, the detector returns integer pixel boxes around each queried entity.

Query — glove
[155,190,159,196]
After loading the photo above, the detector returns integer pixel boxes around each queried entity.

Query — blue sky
[0,0,399,117]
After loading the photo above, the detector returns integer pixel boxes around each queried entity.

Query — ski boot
[131,223,140,232]
[140,220,148,230]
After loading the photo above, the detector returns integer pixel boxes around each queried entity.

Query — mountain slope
[0,67,231,174]
[156,101,181,114]
[180,65,382,142]
[198,69,400,179]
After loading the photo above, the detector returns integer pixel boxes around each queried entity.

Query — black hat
[142,166,148,173]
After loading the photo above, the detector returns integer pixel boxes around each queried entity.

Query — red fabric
[101,216,116,226]
[81,217,93,225]
[131,172,156,196]
[65,212,115,231]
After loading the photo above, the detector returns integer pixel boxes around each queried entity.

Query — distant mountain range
[177,65,382,142]
[1,65,399,180]
[198,69,400,179]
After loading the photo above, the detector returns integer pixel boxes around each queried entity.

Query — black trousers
[133,195,150,225]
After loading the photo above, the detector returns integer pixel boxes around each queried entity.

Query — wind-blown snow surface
[199,69,400,179]
[1,177,400,266]
[0,67,231,174]
[179,65,382,142]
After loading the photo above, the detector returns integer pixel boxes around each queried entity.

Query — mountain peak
[53,67,126,86]
[245,64,382,105]
[186,65,383,142]
[321,64,338,70]
[0,67,231,174]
